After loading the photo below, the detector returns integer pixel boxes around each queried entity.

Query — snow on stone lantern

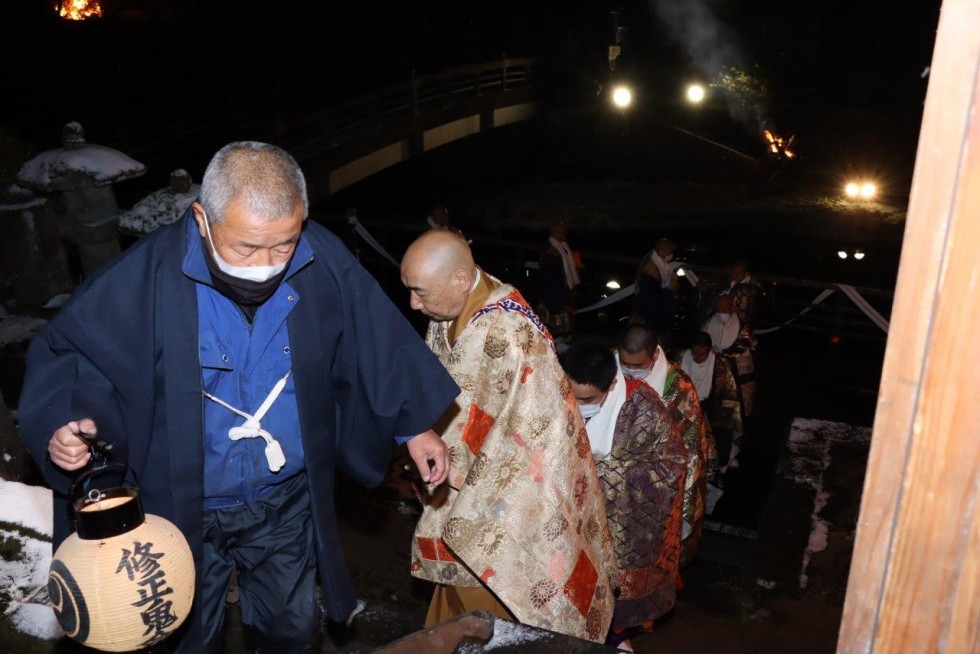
[118,169,200,237]
[0,184,73,308]
[16,121,146,278]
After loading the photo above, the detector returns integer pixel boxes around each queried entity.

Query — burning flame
[763,128,795,160]
[57,0,103,21]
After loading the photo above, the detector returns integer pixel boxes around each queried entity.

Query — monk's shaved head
[401,230,477,322]
[402,230,474,279]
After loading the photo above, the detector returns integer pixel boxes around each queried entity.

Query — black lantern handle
[78,430,114,469]
[68,461,145,540]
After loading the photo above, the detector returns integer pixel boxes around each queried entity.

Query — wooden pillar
[837,0,980,652]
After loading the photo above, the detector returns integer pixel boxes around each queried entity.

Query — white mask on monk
[715,312,732,324]
[621,364,651,380]
[579,403,601,420]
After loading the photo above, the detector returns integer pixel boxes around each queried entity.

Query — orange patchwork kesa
[411,279,616,642]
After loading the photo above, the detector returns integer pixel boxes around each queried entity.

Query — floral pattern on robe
[411,284,616,642]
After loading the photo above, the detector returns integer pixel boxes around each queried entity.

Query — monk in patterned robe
[559,341,687,650]
[616,325,715,567]
[400,230,617,642]
[680,331,745,472]
[725,259,764,327]
[703,294,757,417]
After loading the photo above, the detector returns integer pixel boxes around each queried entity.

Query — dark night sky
[0,0,942,195]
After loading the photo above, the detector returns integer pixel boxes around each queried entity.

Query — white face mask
[579,403,601,420]
[715,312,732,324]
[202,211,289,283]
[663,253,674,263]
[620,364,650,379]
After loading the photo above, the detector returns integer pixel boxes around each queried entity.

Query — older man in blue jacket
[18,142,459,653]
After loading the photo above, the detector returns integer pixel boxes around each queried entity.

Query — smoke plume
[649,0,768,131]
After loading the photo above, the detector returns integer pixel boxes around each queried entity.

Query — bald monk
[400,230,617,643]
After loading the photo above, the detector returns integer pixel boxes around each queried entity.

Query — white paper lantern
[49,467,195,652]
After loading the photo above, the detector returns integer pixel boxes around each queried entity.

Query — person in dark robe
[631,238,679,348]
[17,141,459,654]
[536,221,581,342]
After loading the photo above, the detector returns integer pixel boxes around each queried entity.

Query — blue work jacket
[182,221,313,506]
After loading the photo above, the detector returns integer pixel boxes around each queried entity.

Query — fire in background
[55,0,103,21]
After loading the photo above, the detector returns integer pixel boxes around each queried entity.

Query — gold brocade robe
[660,364,714,567]
[411,283,616,642]
[597,377,687,629]
[725,324,757,417]
[706,354,745,436]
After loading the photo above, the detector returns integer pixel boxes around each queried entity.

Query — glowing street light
[606,280,621,290]
[612,86,633,109]
[854,249,866,260]
[837,250,849,259]
[686,84,706,104]
[844,180,878,200]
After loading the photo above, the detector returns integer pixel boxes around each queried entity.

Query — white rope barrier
[347,216,400,267]
[575,262,698,314]
[754,284,889,335]
[837,284,890,332]
[576,285,637,313]
[754,289,835,334]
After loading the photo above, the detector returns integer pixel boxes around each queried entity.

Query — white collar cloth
[649,251,673,289]
[642,345,671,397]
[681,349,715,401]
[705,314,741,351]
[548,236,581,290]
[585,368,628,461]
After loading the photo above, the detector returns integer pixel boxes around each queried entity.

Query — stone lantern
[0,184,73,307]
[16,121,146,278]
[118,169,200,237]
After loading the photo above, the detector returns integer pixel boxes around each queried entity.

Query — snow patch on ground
[0,479,53,535]
[0,481,56,642]
[7,602,63,640]
[787,418,870,589]
[484,619,548,650]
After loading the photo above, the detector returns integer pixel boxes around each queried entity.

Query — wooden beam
[838,0,980,652]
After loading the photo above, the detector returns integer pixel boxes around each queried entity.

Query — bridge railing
[283,57,539,162]
[106,57,539,170]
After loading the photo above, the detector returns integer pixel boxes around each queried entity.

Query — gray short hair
[619,324,658,355]
[199,141,308,224]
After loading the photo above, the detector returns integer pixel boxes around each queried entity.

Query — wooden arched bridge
[108,57,541,204]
